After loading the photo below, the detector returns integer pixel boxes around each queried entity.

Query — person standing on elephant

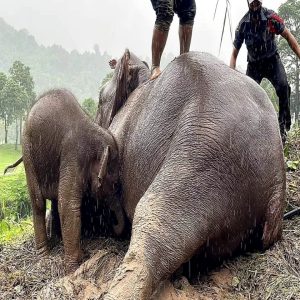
[230,0,300,144]
[150,0,196,80]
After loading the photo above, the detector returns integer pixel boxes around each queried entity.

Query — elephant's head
[95,49,150,128]
[87,129,125,236]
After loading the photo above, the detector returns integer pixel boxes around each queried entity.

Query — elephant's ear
[97,146,110,187]
[109,49,130,123]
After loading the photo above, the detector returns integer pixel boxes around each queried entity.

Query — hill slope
[0,17,111,100]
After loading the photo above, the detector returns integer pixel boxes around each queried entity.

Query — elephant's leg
[46,199,62,247]
[261,186,285,249]
[109,195,126,237]
[24,162,48,256]
[58,175,83,272]
[105,191,204,300]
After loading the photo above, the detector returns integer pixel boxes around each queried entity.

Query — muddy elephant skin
[22,89,124,272]
[99,51,286,299]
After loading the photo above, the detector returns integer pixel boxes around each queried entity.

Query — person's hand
[109,59,117,69]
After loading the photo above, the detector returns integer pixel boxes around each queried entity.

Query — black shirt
[233,7,285,62]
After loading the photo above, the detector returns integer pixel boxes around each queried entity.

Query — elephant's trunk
[110,200,125,236]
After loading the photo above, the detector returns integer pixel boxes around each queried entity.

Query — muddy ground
[0,130,299,300]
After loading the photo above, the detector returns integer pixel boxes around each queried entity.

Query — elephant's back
[26,89,83,131]
[113,52,285,222]
[124,51,283,170]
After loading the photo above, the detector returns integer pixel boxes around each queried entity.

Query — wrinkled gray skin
[22,89,124,272]
[97,51,286,299]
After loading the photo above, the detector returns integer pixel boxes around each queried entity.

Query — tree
[278,0,300,125]
[81,98,97,119]
[0,72,6,90]
[0,72,8,143]
[9,61,36,144]
[1,78,26,147]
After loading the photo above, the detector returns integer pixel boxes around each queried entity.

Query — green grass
[0,144,22,174]
[0,144,32,244]
[0,217,33,244]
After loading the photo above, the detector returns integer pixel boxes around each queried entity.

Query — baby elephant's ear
[110,49,131,122]
[97,146,110,187]
[124,48,131,61]
[109,59,117,69]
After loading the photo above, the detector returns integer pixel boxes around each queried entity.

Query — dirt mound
[1,130,299,300]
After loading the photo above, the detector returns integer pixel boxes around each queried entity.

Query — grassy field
[0,144,32,244]
[0,144,22,174]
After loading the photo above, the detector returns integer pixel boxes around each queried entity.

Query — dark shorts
[151,0,196,31]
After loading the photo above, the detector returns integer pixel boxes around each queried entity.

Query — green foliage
[0,72,7,118]
[1,77,26,121]
[284,126,300,171]
[0,72,7,90]
[0,217,32,244]
[286,160,299,170]
[278,0,300,42]
[81,97,97,118]
[0,144,31,223]
[278,0,300,124]
[0,144,22,173]
[101,72,114,87]
[261,79,278,111]
[0,171,30,221]
[0,60,36,145]
[9,60,36,111]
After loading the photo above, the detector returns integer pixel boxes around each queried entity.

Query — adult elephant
[95,50,285,299]
[22,89,125,272]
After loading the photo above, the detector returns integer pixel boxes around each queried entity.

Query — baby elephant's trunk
[110,199,125,236]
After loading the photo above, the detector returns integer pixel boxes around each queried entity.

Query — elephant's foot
[36,242,49,257]
[261,185,285,250]
[48,235,61,250]
[65,261,80,274]
[104,256,153,300]
[65,249,84,274]
[150,66,161,80]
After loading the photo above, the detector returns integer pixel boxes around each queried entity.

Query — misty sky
[1,0,285,69]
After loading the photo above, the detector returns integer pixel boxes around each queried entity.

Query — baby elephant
[22,89,124,272]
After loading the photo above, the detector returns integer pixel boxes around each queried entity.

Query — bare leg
[179,24,193,54]
[150,26,169,80]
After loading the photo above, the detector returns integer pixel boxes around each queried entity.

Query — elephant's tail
[4,156,23,175]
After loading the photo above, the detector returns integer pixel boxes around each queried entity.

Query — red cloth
[268,13,284,33]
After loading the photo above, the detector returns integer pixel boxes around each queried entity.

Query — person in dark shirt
[150,0,196,80]
[230,0,300,144]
